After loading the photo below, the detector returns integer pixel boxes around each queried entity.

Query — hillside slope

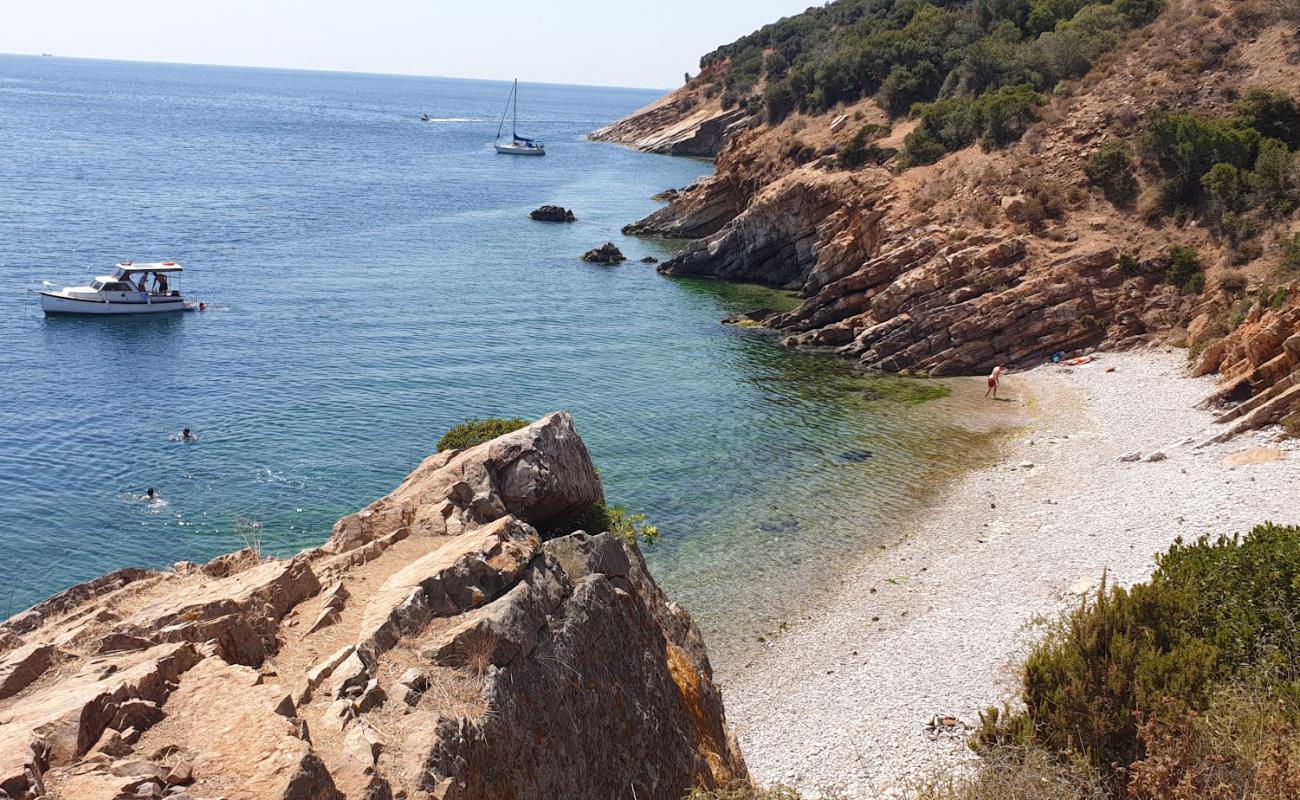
[596,0,1300,438]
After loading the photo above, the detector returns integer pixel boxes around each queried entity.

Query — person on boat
[154,272,169,294]
[984,365,1006,400]
[135,275,148,294]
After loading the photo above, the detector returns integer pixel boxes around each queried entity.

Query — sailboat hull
[495,142,546,156]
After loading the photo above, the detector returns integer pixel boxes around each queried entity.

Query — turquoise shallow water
[0,56,993,658]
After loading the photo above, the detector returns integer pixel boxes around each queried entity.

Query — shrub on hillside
[436,417,529,452]
[1084,141,1139,205]
[765,80,797,124]
[700,0,1158,136]
[837,123,892,169]
[1236,88,1300,148]
[994,523,1300,789]
[901,85,1045,166]
[1140,112,1261,208]
[1250,137,1298,212]
[1166,245,1205,293]
[1201,162,1244,217]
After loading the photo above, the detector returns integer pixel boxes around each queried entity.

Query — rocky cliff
[0,413,745,800]
[599,1,1300,434]
[1193,285,1300,440]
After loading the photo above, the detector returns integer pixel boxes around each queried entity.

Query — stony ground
[721,348,1300,798]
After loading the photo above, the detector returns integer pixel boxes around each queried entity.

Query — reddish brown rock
[143,656,342,800]
[0,642,56,700]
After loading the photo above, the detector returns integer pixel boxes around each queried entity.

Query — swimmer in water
[181,428,194,441]
[145,487,158,503]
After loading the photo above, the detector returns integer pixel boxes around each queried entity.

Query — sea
[0,55,998,661]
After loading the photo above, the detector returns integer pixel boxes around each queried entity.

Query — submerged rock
[581,242,627,265]
[722,308,776,328]
[837,449,874,463]
[0,413,745,800]
[640,255,659,264]
[529,205,576,223]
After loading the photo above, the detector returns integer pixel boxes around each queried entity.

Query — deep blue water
[0,56,990,658]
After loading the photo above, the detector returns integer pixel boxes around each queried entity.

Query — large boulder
[325,411,603,555]
[421,533,746,799]
[581,242,627,265]
[529,205,576,222]
[1,413,741,800]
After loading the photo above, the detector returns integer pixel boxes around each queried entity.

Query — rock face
[623,175,745,239]
[644,162,1192,376]
[581,242,627,265]
[588,88,754,158]
[0,413,744,800]
[529,205,575,223]
[1194,286,1300,440]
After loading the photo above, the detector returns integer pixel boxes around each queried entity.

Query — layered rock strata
[588,92,754,158]
[0,413,745,800]
[1194,286,1300,441]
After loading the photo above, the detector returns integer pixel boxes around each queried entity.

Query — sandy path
[721,348,1300,798]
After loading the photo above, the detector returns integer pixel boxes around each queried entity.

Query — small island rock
[529,205,576,223]
[582,242,627,264]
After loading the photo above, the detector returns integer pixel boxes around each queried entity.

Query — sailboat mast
[512,78,518,140]
[495,80,512,142]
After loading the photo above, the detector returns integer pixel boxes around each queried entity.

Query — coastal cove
[0,56,1009,664]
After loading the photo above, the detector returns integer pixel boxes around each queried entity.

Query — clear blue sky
[3,0,814,89]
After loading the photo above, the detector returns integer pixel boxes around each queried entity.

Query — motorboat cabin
[39,262,191,315]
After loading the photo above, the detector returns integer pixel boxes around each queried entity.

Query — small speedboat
[38,261,193,315]
[420,113,433,122]
[494,79,545,156]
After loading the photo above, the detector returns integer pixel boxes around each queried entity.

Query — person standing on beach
[984,365,1006,400]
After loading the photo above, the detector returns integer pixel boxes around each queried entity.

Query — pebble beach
[723,348,1300,798]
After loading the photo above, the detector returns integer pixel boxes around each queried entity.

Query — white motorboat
[38,262,193,315]
[494,79,545,156]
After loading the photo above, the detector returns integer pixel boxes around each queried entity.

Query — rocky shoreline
[0,413,745,800]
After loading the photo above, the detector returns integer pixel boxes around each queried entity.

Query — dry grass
[685,782,849,800]
[233,515,264,560]
[911,747,1106,800]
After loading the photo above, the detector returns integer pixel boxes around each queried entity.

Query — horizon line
[0,51,677,93]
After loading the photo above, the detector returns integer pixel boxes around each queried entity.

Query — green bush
[1201,162,1244,215]
[699,0,1156,132]
[837,123,892,169]
[571,501,660,546]
[1284,232,1300,271]
[1084,141,1138,205]
[1236,88,1300,148]
[1165,245,1204,293]
[1027,0,1090,35]
[1004,524,1300,787]
[1250,137,1297,212]
[902,85,1045,166]
[765,79,797,123]
[436,417,529,452]
[1140,112,1261,208]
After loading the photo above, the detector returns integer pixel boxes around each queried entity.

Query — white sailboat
[494,79,545,156]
